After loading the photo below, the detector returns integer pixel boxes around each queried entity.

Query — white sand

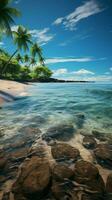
[0,80,28,105]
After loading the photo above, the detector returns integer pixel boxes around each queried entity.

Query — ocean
[0,82,112,145]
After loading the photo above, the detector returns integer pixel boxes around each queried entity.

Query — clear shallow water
[0,83,112,144]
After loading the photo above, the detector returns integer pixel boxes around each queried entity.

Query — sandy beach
[0,80,28,105]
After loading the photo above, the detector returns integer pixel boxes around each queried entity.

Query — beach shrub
[19,66,31,80]
[33,66,53,79]
[0,53,21,78]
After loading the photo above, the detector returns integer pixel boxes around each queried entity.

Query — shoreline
[0,80,29,105]
[0,79,94,106]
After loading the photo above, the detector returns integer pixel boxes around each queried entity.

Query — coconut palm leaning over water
[2,25,32,74]
[0,0,20,36]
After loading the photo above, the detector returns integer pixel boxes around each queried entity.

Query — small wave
[89,89,112,99]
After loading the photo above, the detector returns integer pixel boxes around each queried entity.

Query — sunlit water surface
[0,82,112,145]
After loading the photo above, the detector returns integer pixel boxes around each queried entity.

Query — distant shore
[27,77,94,83]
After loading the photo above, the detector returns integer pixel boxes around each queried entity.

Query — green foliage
[0,1,53,82]
[13,26,32,51]
[24,54,30,63]
[30,57,36,66]
[33,66,52,79]
[0,0,20,36]
[16,53,23,62]
[19,66,31,80]
[0,52,21,78]
[31,43,45,66]
[0,50,53,81]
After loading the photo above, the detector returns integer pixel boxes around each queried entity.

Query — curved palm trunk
[38,53,45,67]
[2,49,18,75]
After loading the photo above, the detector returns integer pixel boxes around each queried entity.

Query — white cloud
[45,57,93,64]
[53,0,104,30]
[29,28,55,46]
[52,68,112,82]
[53,17,64,25]
[85,75,112,82]
[53,68,68,76]
[105,72,110,75]
[73,68,95,75]
[52,68,94,76]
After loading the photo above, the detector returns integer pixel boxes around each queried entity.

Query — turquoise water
[0,83,112,143]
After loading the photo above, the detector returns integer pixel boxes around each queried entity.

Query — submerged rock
[94,144,112,169]
[105,173,112,200]
[27,115,46,126]
[19,126,41,137]
[74,113,85,129]
[106,173,112,193]
[82,136,97,149]
[92,130,107,141]
[0,150,7,170]
[51,143,80,163]
[0,158,7,170]
[80,130,92,137]
[51,181,78,200]
[52,164,74,181]
[74,160,105,193]
[42,124,75,142]
[81,193,106,200]
[12,156,51,200]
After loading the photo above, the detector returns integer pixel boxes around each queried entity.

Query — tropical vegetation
[0,0,53,81]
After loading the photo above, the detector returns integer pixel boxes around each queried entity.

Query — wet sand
[0,80,28,105]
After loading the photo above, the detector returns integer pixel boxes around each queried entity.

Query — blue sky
[1,0,112,81]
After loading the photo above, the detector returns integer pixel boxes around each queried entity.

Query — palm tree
[30,57,36,69]
[0,0,20,36]
[24,54,30,63]
[31,43,45,66]
[16,53,23,63]
[2,25,32,74]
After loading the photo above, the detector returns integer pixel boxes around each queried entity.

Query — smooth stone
[82,136,97,149]
[42,124,75,142]
[51,143,80,163]
[0,158,7,170]
[92,130,107,141]
[9,147,29,162]
[94,144,112,169]
[81,193,106,200]
[28,145,47,158]
[0,175,7,184]
[52,164,74,181]
[80,130,92,136]
[12,156,51,200]
[74,160,105,193]
[106,173,112,193]
[18,126,41,137]
[0,150,7,170]
[51,181,78,200]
